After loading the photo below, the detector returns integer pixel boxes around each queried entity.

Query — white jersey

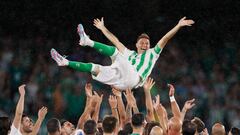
[123,44,162,85]
[9,125,22,135]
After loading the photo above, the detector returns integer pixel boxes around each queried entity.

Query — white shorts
[92,51,140,90]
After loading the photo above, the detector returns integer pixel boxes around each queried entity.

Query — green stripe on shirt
[136,51,146,71]
[142,52,154,79]
[154,44,162,54]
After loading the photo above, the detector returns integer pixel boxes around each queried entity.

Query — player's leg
[50,48,100,75]
[78,24,117,57]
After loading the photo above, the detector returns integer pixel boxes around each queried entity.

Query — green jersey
[123,44,162,86]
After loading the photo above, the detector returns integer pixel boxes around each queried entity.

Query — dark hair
[102,116,117,133]
[0,117,11,135]
[60,119,68,127]
[132,113,144,128]
[144,121,160,135]
[84,120,97,135]
[47,118,60,134]
[230,127,240,135]
[137,33,150,42]
[191,117,205,133]
[118,130,128,135]
[182,120,196,135]
[123,122,133,134]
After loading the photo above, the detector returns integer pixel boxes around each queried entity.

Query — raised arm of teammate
[143,77,155,122]
[12,84,26,129]
[94,17,126,53]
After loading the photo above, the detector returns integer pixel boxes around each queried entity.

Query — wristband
[170,96,175,102]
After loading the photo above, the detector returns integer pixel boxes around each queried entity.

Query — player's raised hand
[93,17,105,30]
[112,87,122,97]
[108,95,117,109]
[123,88,137,107]
[18,84,26,96]
[168,84,175,97]
[85,83,93,97]
[93,91,103,102]
[183,98,196,111]
[178,17,194,27]
[143,77,155,92]
[38,106,48,120]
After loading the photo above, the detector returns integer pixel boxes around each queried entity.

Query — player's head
[60,119,75,135]
[228,127,240,135]
[150,126,163,135]
[136,33,150,53]
[191,117,205,133]
[168,117,182,135]
[83,119,97,135]
[144,121,160,135]
[131,113,145,129]
[0,116,11,135]
[47,118,61,135]
[21,114,33,133]
[212,122,225,135]
[182,119,197,135]
[102,115,118,134]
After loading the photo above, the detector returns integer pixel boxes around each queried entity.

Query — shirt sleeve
[153,44,163,54]
[122,48,135,58]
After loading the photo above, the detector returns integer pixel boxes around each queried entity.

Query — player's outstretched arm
[112,88,126,128]
[124,88,139,114]
[30,107,48,135]
[181,99,195,122]
[92,91,103,123]
[12,84,26,129]
[94,17,126,53]
[153,95,168,134]
[143,77,155,122]
[77,83,94,129]
[168,84,181,118]
[157,17,194,49]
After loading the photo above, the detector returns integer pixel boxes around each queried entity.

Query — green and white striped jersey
[123,44,162,85]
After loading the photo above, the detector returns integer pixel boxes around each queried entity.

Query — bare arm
[29,107,48,135]
[77,83,93,129]
[181,99,195,122]
[143,78,155,122]
[94,17,126,53]
[157,17,194,49]
[124,88,139,114]
[92,91,103,123]
[168,84,181,118]
[108,95,120,131]
[12,84,26,129]
[112,88,126,128]
[125,104,132,124]
[153,95,168,134]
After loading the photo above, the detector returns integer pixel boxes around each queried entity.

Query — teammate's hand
[38,106,48,120]
[168,84,175,97]
[108,95,117,109]
[85,83,93,97]
[18,84,26,96]
[93,17,105,30]
[123,88,137,107]
[178,17,194,27]
[143,77,155,92]
[112,87,122,97]
[183,99,195,111]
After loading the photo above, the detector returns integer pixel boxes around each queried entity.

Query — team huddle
[3,17,238,135]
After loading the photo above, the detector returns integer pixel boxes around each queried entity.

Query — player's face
[21,116,33,133]
[62,121,75,134]
[136,38,150,52]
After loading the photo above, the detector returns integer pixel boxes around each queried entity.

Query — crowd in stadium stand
[0,35,239,134]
